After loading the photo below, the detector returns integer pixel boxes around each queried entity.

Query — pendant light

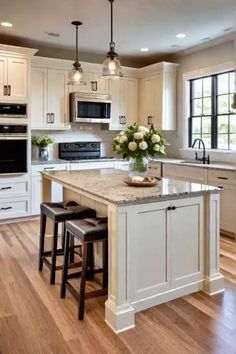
[68,21,86,85]
[102,0,123,79]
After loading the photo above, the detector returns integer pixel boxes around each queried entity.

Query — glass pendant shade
[68,65,86,85]
[102,56,123,79]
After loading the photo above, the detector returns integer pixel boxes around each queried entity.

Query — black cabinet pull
[218,186,224,189]
[44,167,55,170]
[1,206,12,210]
[0,186,12,190]
[51,113,55,123]
[167,206,171,211]
[8,85,11,96]
[217,176,228,180]
[172,206,176,210]
[3,85,7,96]
[147,116,153,125]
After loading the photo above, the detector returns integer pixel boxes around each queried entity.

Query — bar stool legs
[79,242,88,320]
[60,230,70,299]
[39,213,46,272]
[50,222,59,285]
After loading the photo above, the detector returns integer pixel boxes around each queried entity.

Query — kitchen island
[42,169,224,333]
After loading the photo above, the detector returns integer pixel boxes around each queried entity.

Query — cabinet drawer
[148,163,161,177]
[0,181,28,197]
[70,161,116,170]
[0,197,29,219]
[207,169,236,186]
[162,164,206,183]
[31,163,69,177]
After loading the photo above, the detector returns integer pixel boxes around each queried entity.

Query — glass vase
[38,146,49,161]
[128,157,149,178]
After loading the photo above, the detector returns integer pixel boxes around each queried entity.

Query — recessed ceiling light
[140,48,149,52]
[176,33,186,39]
[44,31,60,37]
[1,22,13,27]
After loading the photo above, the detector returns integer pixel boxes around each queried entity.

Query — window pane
[230,94,235,112]
[230,115,236,133]
[192,118,201,134]
[203,97,211,115]
[202,134,211,148]
[192,79,202,98]
[203,77,211,97]
[192,134,201,142]
[218,134,228,149]
[218,73,229,94]
[202,117,211,133]
[218,95,229,114]
[230,134,236,150]
[218,115,229,133]
[230,72,235,93]
[193,99,202,115]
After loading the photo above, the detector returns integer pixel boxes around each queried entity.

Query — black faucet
[191,138,210,164]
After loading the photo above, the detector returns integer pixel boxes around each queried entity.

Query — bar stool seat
[38,201,96,285]
[61,217,108,320]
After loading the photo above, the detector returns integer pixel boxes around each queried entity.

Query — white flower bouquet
[113,124,166,175]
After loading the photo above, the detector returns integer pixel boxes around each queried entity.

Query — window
[189,70,236,150]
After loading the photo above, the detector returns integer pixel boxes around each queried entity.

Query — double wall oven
[0,103,28,174]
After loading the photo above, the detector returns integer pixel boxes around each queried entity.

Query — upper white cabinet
[0,55,28,102]
[70,72,109,95]
[109,77,138,130]
[139,62,178,130]
[31,67,70,130]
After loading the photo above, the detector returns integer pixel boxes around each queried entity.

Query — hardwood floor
[0,220,236,354]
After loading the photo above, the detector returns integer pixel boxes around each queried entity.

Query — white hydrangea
[151,134,161,143]
[134,132,143,140]
[139,141,148,150]
[160,146,166,154]
[128,141,137,151]
[120,131,125,136]
[138,126,149,135]
[153,144,160,151]
[119,135,128,144]
[116,145,121,152]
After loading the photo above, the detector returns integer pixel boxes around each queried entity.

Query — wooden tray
[124,177,161,187]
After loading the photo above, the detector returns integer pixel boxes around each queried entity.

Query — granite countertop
[42,169,220,206]
[151,158,236,171]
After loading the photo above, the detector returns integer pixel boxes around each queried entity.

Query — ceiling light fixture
[1,22,13,27]
[102,0,123,79]
[176,33,186,39]
[68,21,86,86]
[140,48,149,52]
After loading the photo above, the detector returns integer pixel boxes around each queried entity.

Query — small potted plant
[32,135,54,161]
[113,124,166,177]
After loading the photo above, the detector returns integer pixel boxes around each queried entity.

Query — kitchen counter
[42,169,219,206]
[31,159,68,165]
[151,157,236,171]
[31,157,118,165]
[42,169,224,334]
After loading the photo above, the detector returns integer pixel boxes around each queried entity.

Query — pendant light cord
[75,24,79,65]
[110,0,113,44]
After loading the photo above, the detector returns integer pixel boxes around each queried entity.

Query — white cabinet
[131,196,203,301]
[31,163,69,215]
[0,55,27,102]
[162,163,207,184]
[148,162,162,177]
[139,63,177,130]
[110,77,138,130]
[70,161,116,170]
[207,169,236,236]
[70,72,109,94]
[31,67,70,130]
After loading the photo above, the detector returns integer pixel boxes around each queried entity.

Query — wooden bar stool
[38,201,96,285]
[60,217,108,320]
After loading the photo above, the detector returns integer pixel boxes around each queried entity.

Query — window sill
[180,148,236,154]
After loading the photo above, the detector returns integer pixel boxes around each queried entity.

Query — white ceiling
[0,0,236,63]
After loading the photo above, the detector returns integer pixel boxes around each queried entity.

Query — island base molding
[203,274,224,295]
[105,299,135,334]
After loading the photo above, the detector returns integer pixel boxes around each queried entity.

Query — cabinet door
[121,77,138,126]
[0,56,8,99]
[139,77,154,126]
[31,176,42,215]
[170,197,203,288]
[93,73,109,94]
[47,69,69,128]
[219,185,236,234]
[7,57,28,100]
[31,68,48,129]
[109,79,122,130]
[152,74,162,129]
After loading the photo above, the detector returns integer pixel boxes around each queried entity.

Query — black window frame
[189,70,235,150]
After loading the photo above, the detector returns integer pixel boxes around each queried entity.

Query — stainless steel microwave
[70,92,111,123]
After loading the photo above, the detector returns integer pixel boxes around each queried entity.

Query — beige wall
[164,40,236,163]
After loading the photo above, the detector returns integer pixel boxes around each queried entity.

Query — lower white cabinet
[31,163,70,215]
[162,163,207,183]
[131,196,203,301]
[0,175,30,219]
[70,161,116,170]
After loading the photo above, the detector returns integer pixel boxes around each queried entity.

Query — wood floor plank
[0,220,236,354]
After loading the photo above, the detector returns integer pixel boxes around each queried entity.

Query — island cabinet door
[130,200,171,302]
[170,196,204,289]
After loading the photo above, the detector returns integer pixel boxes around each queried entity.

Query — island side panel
[203,192,224,295]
